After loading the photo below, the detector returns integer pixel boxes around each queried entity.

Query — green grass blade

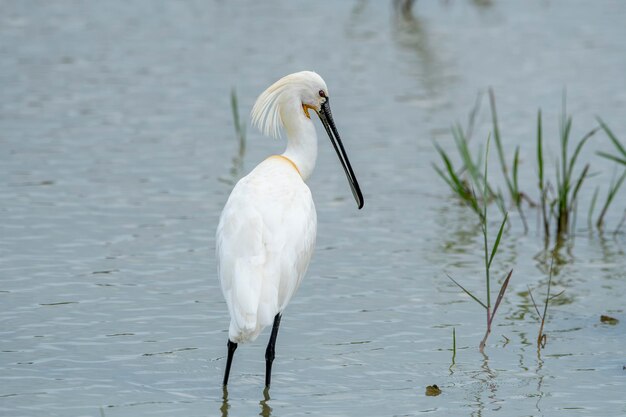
[560,111,573,199]
[447,274,488,310]
[465,91,483,140]
[460,187,481,217]
[432,164,457,191]
[609,169,626,199]
[468,187,483,218]
[435,145,465,192]
[537,109,550,238]
[537,109,544,187]
[562,116,573,174]
[588,186,599,228]
[570,164,590,208]
[488,88,514,198]
[542,259,555,323]
[453,124,481,186]
[527,285,542,319]
[230,88,239,124]
[483,134,489,215]
[597,116,626,157]
[549,290,565,301]
[476,143,484,175]
[596,151,626,166]
[482,135,491,308]
[450,125,500,205]
[488,211,509,269]
[568,128,598,180]
[555,161,563,198]
[597,169,626,228]
[513,146,520,202]
[230,87,246,152]
[494,188,507,216]
[434,146,483,218]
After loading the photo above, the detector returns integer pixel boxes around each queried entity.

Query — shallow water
[1,1,625,416]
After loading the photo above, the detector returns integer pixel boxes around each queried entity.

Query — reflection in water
[436,205,483,257]
[471,0,493,8]
[350,0,368,20]
[221,386,230,417]
[391,0,448,108]
[614,209,626,235]
[449,327,457,374]
[220,386,273,417]
[439,0,493,7]
[597,228,626,266]
[516,334,546,415]
[393,0,415,17]
[534,346,546,415]
[533,246,567,276]
[469,352,501,416]
[482,353,500,412]
[345,0,377,43]
[260,388,272,417]
[532,222,625,281]
[347,0,454,107]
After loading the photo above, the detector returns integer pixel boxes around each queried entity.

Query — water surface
[1,1,625,416]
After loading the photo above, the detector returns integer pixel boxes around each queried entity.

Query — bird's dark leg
[264,313,282,389]
[223,339,238,386]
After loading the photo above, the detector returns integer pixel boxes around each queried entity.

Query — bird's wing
[217,161,316,341]
[217,178,266,337]
[255,179,316,323]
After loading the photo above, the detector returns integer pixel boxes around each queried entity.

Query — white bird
[217,71,363,389]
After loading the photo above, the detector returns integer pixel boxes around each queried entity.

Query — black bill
[318,100,364,209]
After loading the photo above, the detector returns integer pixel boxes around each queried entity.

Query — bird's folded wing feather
[217,163,316,335]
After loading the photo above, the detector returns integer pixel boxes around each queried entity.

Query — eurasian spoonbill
[217,71,363,389]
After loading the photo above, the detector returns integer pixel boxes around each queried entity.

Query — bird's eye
[318,90,326,98]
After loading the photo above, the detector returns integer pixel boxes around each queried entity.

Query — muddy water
[1,1,625,416]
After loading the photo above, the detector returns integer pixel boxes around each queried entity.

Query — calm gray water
[1,1,625,416]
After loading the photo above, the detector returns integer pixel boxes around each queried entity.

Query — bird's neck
[281,103,318,181]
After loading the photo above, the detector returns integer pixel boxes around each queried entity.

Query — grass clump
[550,95,598,239]
[434,91,626,242]
[447,137,513,352]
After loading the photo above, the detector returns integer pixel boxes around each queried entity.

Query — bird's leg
[264,313,282,388]
[223,339,238,386]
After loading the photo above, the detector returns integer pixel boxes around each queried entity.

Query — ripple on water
[2,1,626,416]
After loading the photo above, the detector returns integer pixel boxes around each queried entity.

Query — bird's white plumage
[218,71,327,343]
[217,158,316,342]
[251,71,327,140]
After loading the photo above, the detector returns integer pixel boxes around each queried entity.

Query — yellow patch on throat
[269,155,301,177]
[302,104,316,119]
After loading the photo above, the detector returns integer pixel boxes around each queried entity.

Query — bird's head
[251,71,329,137]
[251,71,363,209]
[292,71,329,119]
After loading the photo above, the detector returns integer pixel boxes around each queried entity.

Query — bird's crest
[251,71,322,139]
